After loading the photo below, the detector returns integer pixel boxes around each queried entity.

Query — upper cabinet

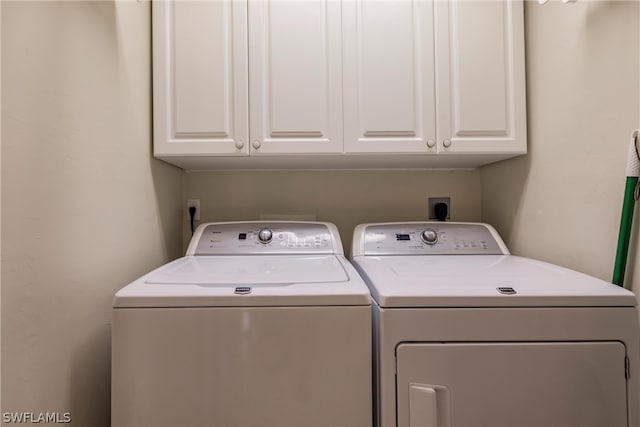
[436,1,526,155]
[153,1,249,157]
[249,1,343,155]
[342,0,526,156]
[152,0,526,170]
[342,0,437,154]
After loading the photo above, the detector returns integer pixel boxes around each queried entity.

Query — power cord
[434,202,448,221]
[189,206,197,235]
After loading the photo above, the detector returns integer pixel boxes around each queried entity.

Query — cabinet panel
[173,2,227,137]
[249,0,342,154]
[451,1,507,135]
[153,0,248,156]
[343,0,436,154]
[436,0,526,154]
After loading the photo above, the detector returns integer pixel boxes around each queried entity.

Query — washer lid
[352,255,637,308]
[114,255,371,308]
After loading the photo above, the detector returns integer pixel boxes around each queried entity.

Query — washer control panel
[360,223,506,255]
[192,222,335,255]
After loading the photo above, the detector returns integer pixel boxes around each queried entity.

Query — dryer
[112,221,371,427]
[351,222,640,427]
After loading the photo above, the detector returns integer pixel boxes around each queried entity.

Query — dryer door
[396,342,628,427]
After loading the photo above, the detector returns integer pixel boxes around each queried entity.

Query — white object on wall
[626,130,640,177]
[539,0,578,4]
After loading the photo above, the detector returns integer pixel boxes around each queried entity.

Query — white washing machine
[112,221,372,427]
[351,222,640,427]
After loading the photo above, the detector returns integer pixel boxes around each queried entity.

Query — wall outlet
[187,199,200,221]
[428,197,450,220]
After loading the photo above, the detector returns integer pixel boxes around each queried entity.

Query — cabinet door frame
[342,0,437,154]
[153,0,249,157]
[435,0,526,155]
[248,0,343,155]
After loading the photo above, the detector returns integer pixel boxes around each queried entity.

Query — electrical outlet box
[428,197,450,220]
[187,199,200,221]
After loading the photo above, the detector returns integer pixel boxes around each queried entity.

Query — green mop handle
[612,131,640,287]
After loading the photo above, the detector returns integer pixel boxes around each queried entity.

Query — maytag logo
[234,287,252,295]
[497,287,517,295]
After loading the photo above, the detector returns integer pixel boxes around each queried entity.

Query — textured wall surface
[481,1,640,294]
[1,2,184,425]
[184,169,482,252]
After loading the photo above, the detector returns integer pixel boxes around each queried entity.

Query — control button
[257,228,273,244]
[420,229,438,245]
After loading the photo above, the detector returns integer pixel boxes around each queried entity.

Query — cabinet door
[343,0,437,154]
[248,0,343,155]
[435,0,526,154]
[153,0,249,157]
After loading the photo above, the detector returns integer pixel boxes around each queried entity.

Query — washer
[351,222,640,427]
[112,221,371,427]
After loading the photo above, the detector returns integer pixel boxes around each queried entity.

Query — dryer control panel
[188,222,341,255]
[352,222,509,256]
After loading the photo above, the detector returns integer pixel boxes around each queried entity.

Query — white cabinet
[153,0,526,169]
[153,1,249,157]
[249,1,343,155]
[153,0,342,164]
[342,0,437,154]
[343,0,526,157]
[436,1,526,155]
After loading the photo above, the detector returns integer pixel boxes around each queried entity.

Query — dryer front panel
[396,342,628,427]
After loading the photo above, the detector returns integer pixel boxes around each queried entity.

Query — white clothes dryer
[351,222,640,427]
[112,221,371,427]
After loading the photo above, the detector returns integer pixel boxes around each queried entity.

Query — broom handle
[612,131,640,287]
[612,176,638,287]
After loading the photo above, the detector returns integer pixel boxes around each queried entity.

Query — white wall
[1,2,184,425]
[481,1,640,293]
[184,169,483,251]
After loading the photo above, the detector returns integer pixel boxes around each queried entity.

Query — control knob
[420,229,438,245]
[257,228,273,244]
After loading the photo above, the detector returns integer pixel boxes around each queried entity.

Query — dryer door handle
[409,383,449,427]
